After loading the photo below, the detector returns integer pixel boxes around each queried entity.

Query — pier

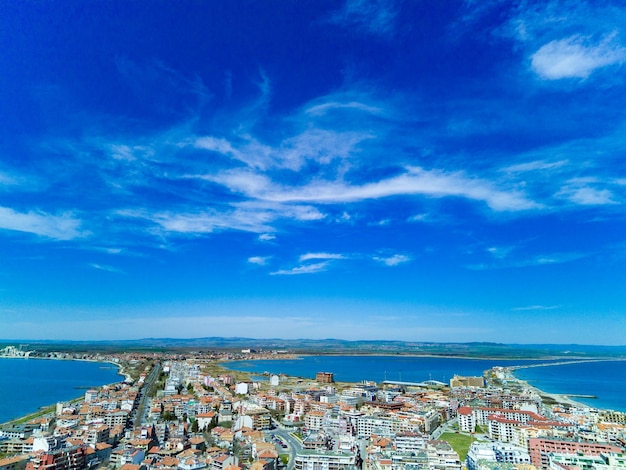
[507,358,623,371]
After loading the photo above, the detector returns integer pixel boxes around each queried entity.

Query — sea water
[514,360,626,412]
[226,355,626,412]
[225,355,543,383]
[0,358,124,423]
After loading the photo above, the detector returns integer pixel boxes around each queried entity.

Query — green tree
[162,411,177,421]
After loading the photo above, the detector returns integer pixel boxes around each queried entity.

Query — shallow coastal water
[226,355,626,412]
[0,358,124,423]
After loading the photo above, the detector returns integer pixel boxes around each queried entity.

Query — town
[1,351,625,470]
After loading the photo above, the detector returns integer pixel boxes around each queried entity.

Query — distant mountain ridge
[2,337,625,358]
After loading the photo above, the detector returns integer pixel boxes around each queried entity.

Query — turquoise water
[226,355,626,412]
[0,358,124,423]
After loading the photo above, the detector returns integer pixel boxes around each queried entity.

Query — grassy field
[439,432,476,461]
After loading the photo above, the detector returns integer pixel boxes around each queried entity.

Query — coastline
[223,354,624,413]
[0,356,128,426]
[507,371,591,410]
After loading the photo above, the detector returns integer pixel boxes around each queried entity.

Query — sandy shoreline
[507,372,591,409]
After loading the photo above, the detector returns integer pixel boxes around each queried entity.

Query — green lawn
[439,432,476,461]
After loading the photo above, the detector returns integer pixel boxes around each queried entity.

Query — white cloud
[278,129,373,170]
[235,166,539,212]
[407,214,430,223]
[89,263,124,274]
[531,33,626,80]
[373,254,411,266]
[137,208,274,235]
[248,256,270,265]
[270,261,329,275]
[0,207,85,240]
[258,233,276,242]
[503,160,568,173]
[120,201,325,237]
[486,246,514,260]
[299,252,346,261]
[194,136,238,156]
[558,185,618,205]
[306,101,383,116]
[512,305,561,311]
[468,251,588,270]
[329,0,399,38]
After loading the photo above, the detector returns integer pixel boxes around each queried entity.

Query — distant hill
[2,337,626,358]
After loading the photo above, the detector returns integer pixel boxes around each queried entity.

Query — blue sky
[1,0,626,344]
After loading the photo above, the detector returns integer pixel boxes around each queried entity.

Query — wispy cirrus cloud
[531,33,626,80]
[512,304,561,311]
[486,246,515,260]
[328,0,399,38]
[299,252,347,262]
[270,261,330,276]
[248,256,270,266]
[206,166,539,212]
[0,207,85,240]
[195,127,372,172]
[557,185,618,206]
[89,263,125,274]
[373,253,411,266]
[503,160,568,173]
[119,201,325,236]
[306,101,383,116]
[467,251,588,270]
[13,56,623,257]
[496,1,626,86]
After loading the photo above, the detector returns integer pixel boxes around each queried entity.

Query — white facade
[235,382,249,395]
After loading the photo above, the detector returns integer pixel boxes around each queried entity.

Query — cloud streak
[208,166,540,212]
[373,254,411,266]
[270,261,330,276]
[329,0,399,38]
[0,207,85,240]
[531,33,626,80]
[299,252,346,261]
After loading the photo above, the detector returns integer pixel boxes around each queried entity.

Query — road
[133,361,161,429]
[270,426,302,470]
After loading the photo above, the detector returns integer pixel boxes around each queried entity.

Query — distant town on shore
[3,338,626,359]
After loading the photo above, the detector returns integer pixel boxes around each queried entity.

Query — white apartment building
[357,415,403,438]
[294,450,357,470]
[305,411,327,431]
[472,407,545,426]
[394,432,426,453]
[458,407,476,433]
[466,442,531,470]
